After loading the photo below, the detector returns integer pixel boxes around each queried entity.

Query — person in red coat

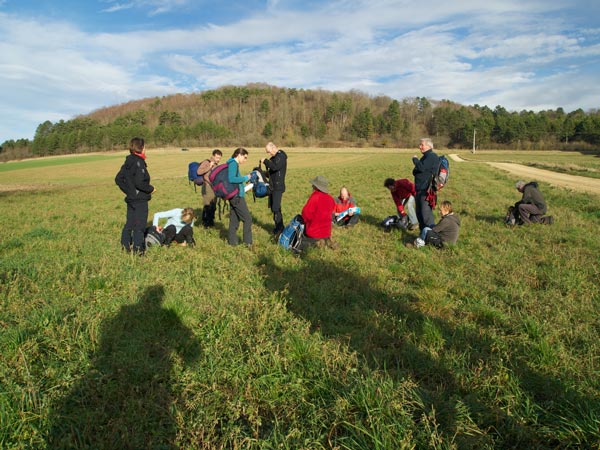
[300,175,336,250]
[384,178,418,230]
[333,186,359,227]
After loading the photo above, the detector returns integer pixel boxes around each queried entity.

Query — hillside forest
[1,83,599,160]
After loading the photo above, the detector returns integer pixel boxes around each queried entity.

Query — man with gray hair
[261,142,287,236]
[412,138,439,230]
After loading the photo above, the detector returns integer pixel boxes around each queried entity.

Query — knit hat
[310,175,329,193]
[515,180,526,190]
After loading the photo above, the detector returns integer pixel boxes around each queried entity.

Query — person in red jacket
[384,178,418,230]
[300,175,336,250]
[333,186,359,227]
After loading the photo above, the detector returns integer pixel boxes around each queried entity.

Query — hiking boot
[541,216,554,225]
[408,223,419,231]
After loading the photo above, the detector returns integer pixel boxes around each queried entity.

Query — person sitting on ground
[411,200,460,249]
[333,186,360,227]
[300,175,336,250]
[510,180,553,225]
[384,178,418,230]
[152,207,195,247]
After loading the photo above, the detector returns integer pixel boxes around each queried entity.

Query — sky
[1,0,599,142]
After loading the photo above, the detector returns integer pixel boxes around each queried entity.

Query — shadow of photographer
[47,285,200,449]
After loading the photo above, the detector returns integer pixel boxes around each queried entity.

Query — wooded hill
[2,83,599,160]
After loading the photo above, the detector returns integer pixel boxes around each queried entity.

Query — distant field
[1,148,599,449]
[457,149,600,179]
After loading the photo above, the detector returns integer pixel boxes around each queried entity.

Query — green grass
[1,148,599,449]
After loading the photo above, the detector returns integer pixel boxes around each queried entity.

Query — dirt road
[449,154,600,195]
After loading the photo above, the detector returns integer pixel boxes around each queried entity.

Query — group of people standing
[116,136,550,255]
[115,139,290,254]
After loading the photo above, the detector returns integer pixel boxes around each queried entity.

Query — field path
[449,154,600,195]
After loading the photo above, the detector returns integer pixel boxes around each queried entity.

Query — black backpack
[145,226,165,247]
[115,164,129,195]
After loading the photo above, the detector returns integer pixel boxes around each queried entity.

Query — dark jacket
[520,182,547,214]
[263,150,287,192]
[433,213,461,245]
[412,149,439,191]
[115,153,154,203]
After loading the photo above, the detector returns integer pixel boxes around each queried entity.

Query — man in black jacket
[115,137,155,254]
[261,142,287,235]
[412,138,439,231]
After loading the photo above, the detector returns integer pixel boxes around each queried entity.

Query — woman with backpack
[227,148,253,246]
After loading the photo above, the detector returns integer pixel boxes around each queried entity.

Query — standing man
[412,138,439,230]
[260,142,287,235]
[383,178,418,230]
[197,149,222,227]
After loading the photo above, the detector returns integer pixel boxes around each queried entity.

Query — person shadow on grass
[256,254,593,449]
[46,285,200,449]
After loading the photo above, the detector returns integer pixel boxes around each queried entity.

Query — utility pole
[472,128,476,153]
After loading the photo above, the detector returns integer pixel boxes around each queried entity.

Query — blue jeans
[419,227,432,241]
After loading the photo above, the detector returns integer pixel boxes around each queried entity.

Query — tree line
[1,84,599,160]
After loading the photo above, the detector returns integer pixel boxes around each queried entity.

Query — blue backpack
[278,214,304,253]
[432,155,450,191]
[249,162,270,200]
[208,162,240,200]
[188,161,208,192]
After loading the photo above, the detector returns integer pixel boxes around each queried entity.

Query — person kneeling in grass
[410,200,460,249]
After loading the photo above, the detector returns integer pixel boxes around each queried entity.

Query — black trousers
[268,190,284,233]
[163,224,194,245]
[121,201,148,253]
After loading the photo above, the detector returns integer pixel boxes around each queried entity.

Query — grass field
[1,147,599,449]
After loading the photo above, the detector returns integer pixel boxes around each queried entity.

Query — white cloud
[0,1,598,141]
[101,0,192,15]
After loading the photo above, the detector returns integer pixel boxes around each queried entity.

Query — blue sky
[1,0,599,142]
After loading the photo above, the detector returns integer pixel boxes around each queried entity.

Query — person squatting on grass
[227,148,253,246]
[384,178,418,230]
[412,138,439,231]
[198,149,222,228]
[411,200,461,249]
[333,186,360,227]
[300,175,337,251]
[115,137,155,255]
[511,180,553,225]
[261,142,288,236]
[152,207,196,247]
